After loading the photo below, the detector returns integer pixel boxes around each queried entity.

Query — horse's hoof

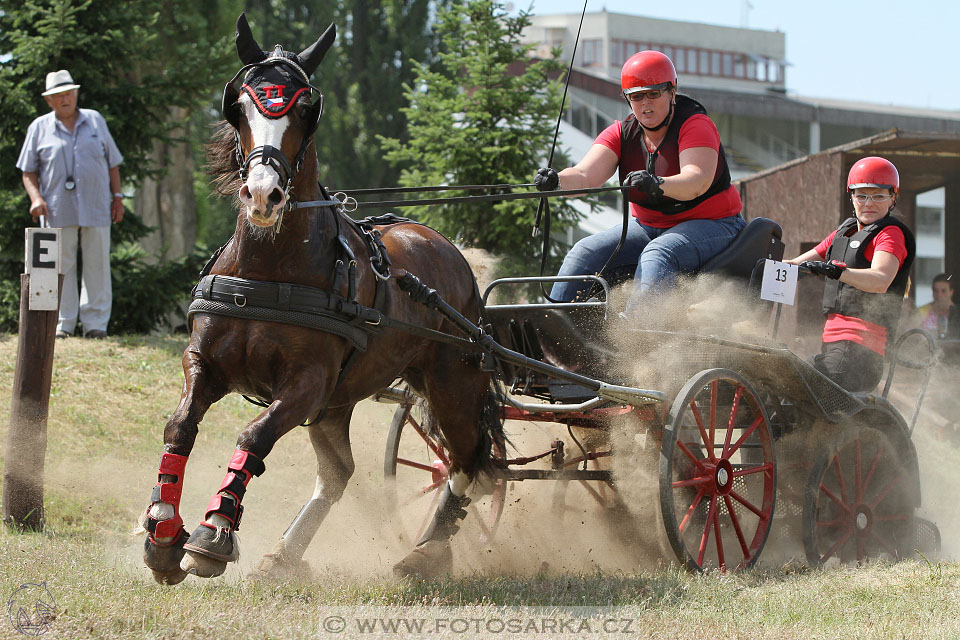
[250,542,312,582]
[180,524,238,577]
[392,540,453,578]
[143,529,189,585]
[180,550,228,578]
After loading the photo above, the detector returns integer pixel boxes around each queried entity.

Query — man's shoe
[84,330,107,339]
[55,330,71,339]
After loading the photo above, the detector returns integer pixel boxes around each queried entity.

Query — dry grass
[1,334,959,639]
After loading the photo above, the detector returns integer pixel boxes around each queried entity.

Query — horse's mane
[206,121,242,198]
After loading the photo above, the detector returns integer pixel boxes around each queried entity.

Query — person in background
[785,157,915,392]
[534,50,744,313]
[914,273,958,339]
[17,69,124,339]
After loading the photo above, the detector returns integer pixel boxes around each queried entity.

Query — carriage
[376,217,942,572]
[139,15,941,584]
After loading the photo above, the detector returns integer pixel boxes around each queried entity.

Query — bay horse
[139,14,502,584]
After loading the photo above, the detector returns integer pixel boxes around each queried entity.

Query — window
[746,59,757,80]
[734,55,744,78]
[711,51,721,75]
[582,39,602,67]
[699,50,709,74]
[722,53,733,76]
[675,47,686,73]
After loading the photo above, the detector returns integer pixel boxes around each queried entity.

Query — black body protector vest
[619,94,732,215]
[821,215,916,337]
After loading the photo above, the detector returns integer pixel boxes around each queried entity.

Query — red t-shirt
[594,115,742,228]
[813,226,908,355]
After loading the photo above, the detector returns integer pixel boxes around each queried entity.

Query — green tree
[380,0,580,277]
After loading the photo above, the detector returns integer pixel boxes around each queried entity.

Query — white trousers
[58,225,112,334]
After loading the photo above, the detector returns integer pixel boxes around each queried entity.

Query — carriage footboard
[398,272,664,408]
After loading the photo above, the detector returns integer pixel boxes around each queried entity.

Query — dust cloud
[54,261,956,584]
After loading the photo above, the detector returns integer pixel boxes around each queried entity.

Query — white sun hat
[42,70,81,96]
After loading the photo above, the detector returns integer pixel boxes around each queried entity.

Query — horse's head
[222,13,335,227]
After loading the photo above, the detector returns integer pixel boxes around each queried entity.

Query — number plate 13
[760,259,798,305]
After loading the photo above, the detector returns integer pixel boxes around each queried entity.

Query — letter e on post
[25,228,61,311]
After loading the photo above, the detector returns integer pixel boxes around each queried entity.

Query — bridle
[223,54,325,204]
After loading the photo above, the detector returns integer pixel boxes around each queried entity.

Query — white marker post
[760,259,798,340]
[2,229,63,530]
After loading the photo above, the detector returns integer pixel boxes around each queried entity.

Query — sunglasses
[852,194,893,203]
[627,89,666,102]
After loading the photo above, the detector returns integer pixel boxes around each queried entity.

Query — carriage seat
[701,217,784,280]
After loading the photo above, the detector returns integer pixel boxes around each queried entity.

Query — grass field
[1,334,959,639]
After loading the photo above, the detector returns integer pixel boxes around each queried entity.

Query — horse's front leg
[253,405,356,580]
[180,379,326,578]
[142,350,226,585]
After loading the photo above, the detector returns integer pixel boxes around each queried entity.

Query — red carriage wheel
[659,369,776,572]
[803,425,914,566]
[383,399,507,546]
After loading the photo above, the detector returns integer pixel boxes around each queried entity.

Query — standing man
[17,69,124,339]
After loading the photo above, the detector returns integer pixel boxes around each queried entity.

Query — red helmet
[621,50,677,95]
[847,156,899,193]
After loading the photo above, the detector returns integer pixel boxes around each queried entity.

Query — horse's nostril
[268,189,284,206]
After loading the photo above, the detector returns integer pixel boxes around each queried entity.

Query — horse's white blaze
[238,95,291,224]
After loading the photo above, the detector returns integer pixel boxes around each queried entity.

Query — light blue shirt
[16,108,123,228]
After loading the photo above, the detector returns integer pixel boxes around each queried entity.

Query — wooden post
[2,230,62,531]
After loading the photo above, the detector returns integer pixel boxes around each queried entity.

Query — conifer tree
[380,0,581,276]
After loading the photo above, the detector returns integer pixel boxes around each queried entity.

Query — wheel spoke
[468,503,492,540]
[866,528,899,557]
[855,438,863,504]
[672,475,714,489]
[832,453,849,505]
[816,517,846,528]
[713,495,725,571]
[697,495,716,567]
[689,402,714,461]
[729,489,765,518]
[732,462,773,479]
[821,526,854,563]
[862,447,883,495]
[709,381,718,459]
[413,481,444,542]
[874,513,910,522]
[578,479,608,506]
[723,494,749,559]
[727,415,765,457]
[867,471,903,510]
[678,488,706,534]
[676,439,709,472]
[721,386,743,457]
[396,457,438,474]
[398,479,444,508]
[820,484,854,515]
[408,416,449,464]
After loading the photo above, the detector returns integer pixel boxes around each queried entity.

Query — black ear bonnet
[222,13,335,137]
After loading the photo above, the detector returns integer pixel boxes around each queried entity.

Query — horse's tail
[473,384,507,477]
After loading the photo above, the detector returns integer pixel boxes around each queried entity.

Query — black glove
[623,170,665,197]
[801,260,846,280]
[534,167,559,192]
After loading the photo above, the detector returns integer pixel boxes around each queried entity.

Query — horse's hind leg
[253,405,356,580]
[141,352,225,585]
[393,361,499,578]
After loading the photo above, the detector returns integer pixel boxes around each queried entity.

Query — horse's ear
[236,13,266,65]
[297,23,336,76]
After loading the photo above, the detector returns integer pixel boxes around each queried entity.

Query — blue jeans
[550,214,746,307]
